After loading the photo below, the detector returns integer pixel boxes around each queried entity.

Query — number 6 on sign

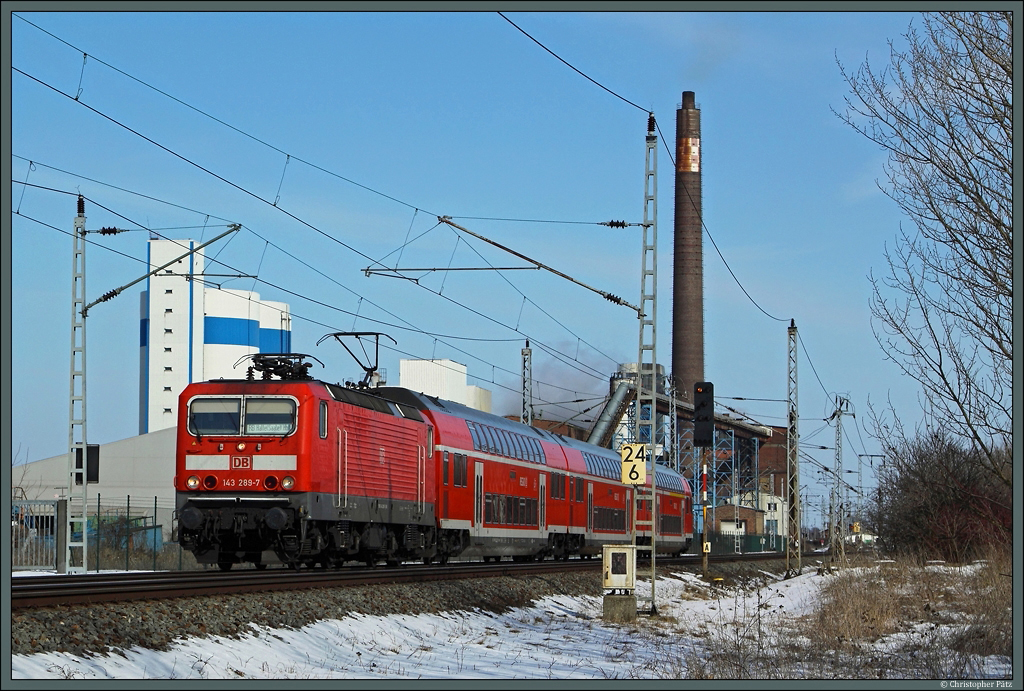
[620,443,647,485]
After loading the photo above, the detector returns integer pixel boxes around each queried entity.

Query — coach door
[587,482,593,534]
[474,462,484,530]
[539,474,546,530]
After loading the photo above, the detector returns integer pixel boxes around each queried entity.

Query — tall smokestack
[672,90,703,401]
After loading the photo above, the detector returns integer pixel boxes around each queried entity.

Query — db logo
[231,456,252,469]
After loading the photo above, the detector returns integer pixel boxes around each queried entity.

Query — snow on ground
[11,566,1013,680]
[10,570,820,679]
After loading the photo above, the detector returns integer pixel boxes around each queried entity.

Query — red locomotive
[175,352,693,569]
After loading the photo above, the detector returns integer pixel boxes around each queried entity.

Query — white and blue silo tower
[139,239,291,434]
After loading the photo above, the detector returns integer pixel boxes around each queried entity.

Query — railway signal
[693,382,714,447]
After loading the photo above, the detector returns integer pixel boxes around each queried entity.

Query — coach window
[511,433,524,461]
[188,398,241,435]
[319,401,328,438]
[443,451,450,486]
[455,453,467,488]
[484,426,499,455]
[243,398,296,435]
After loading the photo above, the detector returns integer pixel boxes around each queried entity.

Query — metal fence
[702,531,786,556]
[12,498,786,572]
[11,499,60,571]
[11,495,198,573]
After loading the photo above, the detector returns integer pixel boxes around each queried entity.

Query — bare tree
[871,428,1010,560]
[836,12,1012,490]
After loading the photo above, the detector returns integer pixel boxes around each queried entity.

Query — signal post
[693,382,714,579]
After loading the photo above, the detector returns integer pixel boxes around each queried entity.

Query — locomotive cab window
[244,398,296,435]
[189,398,241,435]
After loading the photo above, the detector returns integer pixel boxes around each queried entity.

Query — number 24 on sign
[620,443,648,485]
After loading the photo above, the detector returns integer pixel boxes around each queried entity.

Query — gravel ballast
[12,559,789,659]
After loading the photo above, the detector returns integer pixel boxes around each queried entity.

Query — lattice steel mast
[66,195,89,574]
[633,113,659,614]
[521,340,533,426]
[827,395,851,570]
[785,320,801,576]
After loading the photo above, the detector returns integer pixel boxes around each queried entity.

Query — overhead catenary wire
[13,185,608,404]
[13,67,622,385]
[13,13,436,217]
[13,208,600,416]
[15,18,862,448]
[19,15,786,385]
[10,77,618,386]
[497,12,648,113]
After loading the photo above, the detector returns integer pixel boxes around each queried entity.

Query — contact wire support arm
[437,216,644,316]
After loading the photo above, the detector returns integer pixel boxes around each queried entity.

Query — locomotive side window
[189,398,241,435]
[443,451,449,486]
[319,401,328,439]
[244,398,296,435]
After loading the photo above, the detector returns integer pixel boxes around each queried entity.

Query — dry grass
[669,547,1012,679]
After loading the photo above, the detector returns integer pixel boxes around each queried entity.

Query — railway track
[11,552,789,610]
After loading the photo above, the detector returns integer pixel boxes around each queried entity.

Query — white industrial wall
[400,359,468,405]
[399,359,492,412]
[202,288,262,380]
[259,300,291,353]
[466,385,492,413]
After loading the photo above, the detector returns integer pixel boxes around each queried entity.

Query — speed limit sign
[620,443,648,485]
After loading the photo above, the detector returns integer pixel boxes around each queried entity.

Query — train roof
[191,378,688,492]
[374,387,563,444]
[376,386,688,491]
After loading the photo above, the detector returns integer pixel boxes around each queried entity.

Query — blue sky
[7,9,923,519]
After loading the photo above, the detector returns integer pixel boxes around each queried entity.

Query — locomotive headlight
[281,475,295,490]
[186,475,201,490]
[236,442,246,451]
